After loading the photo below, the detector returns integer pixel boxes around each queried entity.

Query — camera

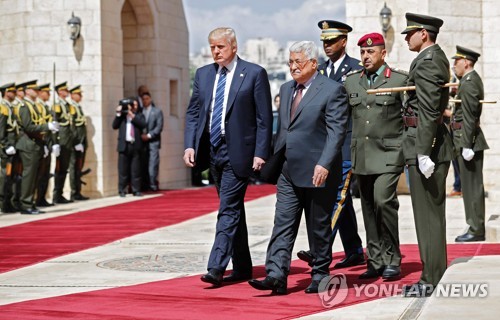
[118,98,135,115]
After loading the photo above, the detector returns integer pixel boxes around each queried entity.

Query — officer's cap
[451,45,480,62]
[24,80,39,90]
[318,20,352,41]
[401,12,444,34]
[55,82,68,91]
[16,81,31,91]
[0,82,16,94]
[358,33,385,47]
[69,85,82,94]
[38,83,51,92]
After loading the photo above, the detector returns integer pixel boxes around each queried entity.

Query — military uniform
[451,46,489,241]
[346,33,407,278]
[401,13,454,289]
[52,82,75,204]
[0,83,19,213]
[67,85,89,200]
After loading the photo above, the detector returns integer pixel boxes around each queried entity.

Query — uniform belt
[403,115,444,128]
[451,121,480,130]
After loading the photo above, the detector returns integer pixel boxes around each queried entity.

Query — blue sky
[183,0,346,53]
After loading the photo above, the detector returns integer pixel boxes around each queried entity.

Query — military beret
[0,82,16,94]
[401,12,444,34]
[451,45,480,62]
[69,85,82,94]
[55,82,68,91]
[38,83,51,92]
[358,33,385,47]
[318,20,352,41]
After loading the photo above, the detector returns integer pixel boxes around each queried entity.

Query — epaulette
[69,104,76,115]
[424,51,434,60]
[346,69,362,77]
[0,105,8,116]
[465,75,472,81]
[54,104,61,113]
[390,67,409,75]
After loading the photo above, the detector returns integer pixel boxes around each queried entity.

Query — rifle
[52,62,61,175]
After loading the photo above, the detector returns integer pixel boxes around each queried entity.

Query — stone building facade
[0,0,190,197]
[346,0,500,197]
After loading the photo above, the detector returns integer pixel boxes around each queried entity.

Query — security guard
[0,83,19,213]
[401,13,454,297]
[346,33,407,280]
[35,83,57,207]
[52,82,75,204]
[15,80,59,214]
[67,85,89,201]
[450,46,489,242]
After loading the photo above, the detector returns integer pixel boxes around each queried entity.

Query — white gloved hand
[5,146,16,155]
[52,144,61,157]
[462,148,475,161]
[417,154,435,179]
[43,146,49,158]
[48,121,60,133]
[75,143,84,152]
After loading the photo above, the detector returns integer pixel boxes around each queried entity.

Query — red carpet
[0,243,499,320]
[0,185,276,273]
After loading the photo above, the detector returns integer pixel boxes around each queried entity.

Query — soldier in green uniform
[52,82,74,204]
[345,33,407,280]
[67,85,89,201]
[35,83,57,207]
[450,46,489,242]
[0,83,20,213]
[401,13,454,297]
[14,80,59,214]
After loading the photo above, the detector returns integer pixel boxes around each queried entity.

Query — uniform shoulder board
[390,67,409,75]
[69,105,77,115]
[0,105,8,116]
[54,104,61,113]
[424,51,434,60]
[466,75,471,81]
[346,69,362,77]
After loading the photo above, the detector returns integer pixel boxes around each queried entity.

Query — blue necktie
[210,67,227,147]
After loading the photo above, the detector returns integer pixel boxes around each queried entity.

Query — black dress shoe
[248,276,287,295]
[54,196,73,204]
[2,205,19,213]
[382,265,401,279]
[403,283,434,297]
[150,186,159,192]
[36,199,54,207]
[304,280,324,294]
[334,253,365,269]
[455,232,485,242]
[201,269,223,287]
[73,194,89,201]
[297,250,314,264]
[359,267,384,279]
[20,208,45,215]
[119,192,126,197]
[223,271,252,282]
[133,192,143,197]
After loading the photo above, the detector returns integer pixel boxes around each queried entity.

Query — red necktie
[290,84,304,120]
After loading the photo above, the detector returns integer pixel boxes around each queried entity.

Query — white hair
[289,41,318,60]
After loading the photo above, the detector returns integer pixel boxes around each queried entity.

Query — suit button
[365,136,369,140]
[366,120,370,124]
[367,105,371,109]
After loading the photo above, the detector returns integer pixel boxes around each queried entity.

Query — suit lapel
[204,64,218,113]
[225,58,245,116]
[283,82,295,129]
[290,76,322,126]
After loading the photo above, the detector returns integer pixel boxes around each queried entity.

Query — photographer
[112,98,146,197]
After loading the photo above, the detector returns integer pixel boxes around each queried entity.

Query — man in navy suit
[183,27,273,287]
[297,20,365,270]
[249,41,348,294]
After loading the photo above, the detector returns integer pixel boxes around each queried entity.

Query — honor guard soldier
[345,33,407,280]
[15,80,59,214]
[35,83,56,207]
[450,46,489,242]
[67,85,89,201]
[401,13,454,297]
[0,83,20,213]
[52,82,74,204]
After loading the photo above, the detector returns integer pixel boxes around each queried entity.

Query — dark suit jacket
[144,105,164,147]
[318,54,362,161]
[184,56,273,178]
[112,113,147,152]
[274,74,348,188]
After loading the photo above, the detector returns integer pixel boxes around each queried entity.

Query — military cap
[451,45,480,62]
[0,82,16,94]
[401,12,444,34]
[55,81,68,91]
[358,33,385,47]
[24,79,39,90]
[16,80,31,91]
[69,85,82,94]
[318,20,352,41]
[38,83,51,92]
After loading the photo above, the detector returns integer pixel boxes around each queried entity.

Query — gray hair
[208,27,238,48]
[289,41,318,60]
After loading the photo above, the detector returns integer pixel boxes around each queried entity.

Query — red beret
[357,33,385,47]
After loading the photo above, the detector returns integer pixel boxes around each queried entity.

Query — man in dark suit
[112,98,147,197]
[450,46,489,242]
[401,13,454,297]
[297,20,365,270]
[248,41,348,294]
[183,27,272,287]
[140,92,163,191]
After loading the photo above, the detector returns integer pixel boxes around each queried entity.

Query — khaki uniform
[346,64,407,271]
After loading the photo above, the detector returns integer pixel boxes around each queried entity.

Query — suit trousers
[207,141,251,273]
[118,143,141,194]
[331,161,363,256]
[358,173,401,270]
[266,160,339,282]
[408,161,450,286]
[458,151,485,236]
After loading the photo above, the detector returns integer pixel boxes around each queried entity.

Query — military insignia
[54,105,61,113]
[341,68,345,73]
[240,73,244,77]
[320,70,324,75]
[341,75,347,83]
[350,93,358,98]
[0,105,7,116]
[466,75,471,81]
[367,38,373,46]
[321,21,329,29]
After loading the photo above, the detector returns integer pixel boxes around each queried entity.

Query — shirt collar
[218,55,238,74]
